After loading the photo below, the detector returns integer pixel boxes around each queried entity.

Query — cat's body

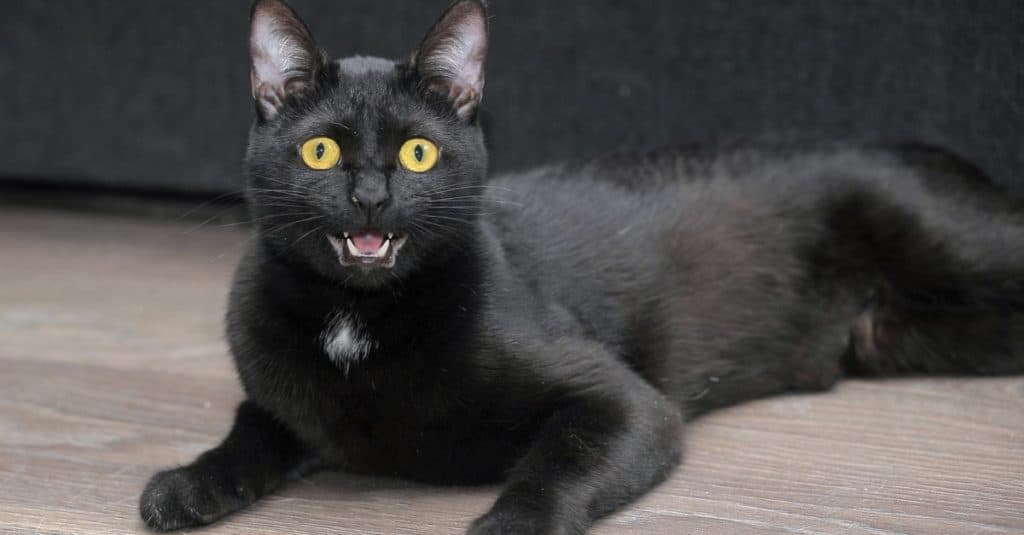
[140,1,1024,533]
[229,145,1022,480]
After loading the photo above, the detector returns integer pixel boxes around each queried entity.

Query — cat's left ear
[412,0,489,121]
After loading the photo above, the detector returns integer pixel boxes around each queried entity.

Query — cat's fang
[345,237,362,257]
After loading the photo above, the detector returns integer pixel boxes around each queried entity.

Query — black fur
[139,1,1024,533]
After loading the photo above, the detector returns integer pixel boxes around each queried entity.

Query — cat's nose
[350,181,390,224]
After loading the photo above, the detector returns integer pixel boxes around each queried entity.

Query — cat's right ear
[249,0,328,122]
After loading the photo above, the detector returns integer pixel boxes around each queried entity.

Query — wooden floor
[1,206,1022,534]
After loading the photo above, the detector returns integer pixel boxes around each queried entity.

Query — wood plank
[1,207,1022,534]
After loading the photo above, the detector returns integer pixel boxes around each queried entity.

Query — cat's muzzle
[327,231,408,269]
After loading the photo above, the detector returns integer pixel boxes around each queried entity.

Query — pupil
[315,143,325,159]
[414,144,424,162]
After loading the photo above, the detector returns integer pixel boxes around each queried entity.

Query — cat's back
[485,143,1006,233]
[480,146,821,351]
[481,143,1008,333]
[483,144,870,254]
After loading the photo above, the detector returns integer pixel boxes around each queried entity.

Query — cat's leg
[847,306,1024,376]
[468,340,684,535]
[815,186,1024,378]
[139,400,309,531]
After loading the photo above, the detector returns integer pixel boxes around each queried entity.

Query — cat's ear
[249,0,328,121]
[412,0,489,121]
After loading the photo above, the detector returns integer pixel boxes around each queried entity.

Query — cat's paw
[139,465,254,531]
[467,510,540,535]
[467,507,577,535]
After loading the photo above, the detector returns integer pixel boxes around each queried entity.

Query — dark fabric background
[2,1,1022,197]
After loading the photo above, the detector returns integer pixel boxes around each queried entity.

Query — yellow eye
[300,137,341,170]
[398,138,439,173]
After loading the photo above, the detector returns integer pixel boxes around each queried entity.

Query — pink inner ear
[249,2,320,119]
[431,80,481,120]
[251,15,305,88]
[417,2,488,120]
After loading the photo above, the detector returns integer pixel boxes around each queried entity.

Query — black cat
[139,1,1024,533]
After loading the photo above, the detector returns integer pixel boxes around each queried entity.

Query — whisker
[292,223,328,245]
[176,190,246,221]
[262,214,327,235]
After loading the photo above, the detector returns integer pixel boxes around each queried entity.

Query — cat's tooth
[392,235,408,252]
[328,234,349,256]
[387,233,394,240]
[346,238,361,257]
[375,239,391,258]
[343,232,350,238]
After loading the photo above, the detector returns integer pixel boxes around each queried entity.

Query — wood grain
[1,207,1021,534]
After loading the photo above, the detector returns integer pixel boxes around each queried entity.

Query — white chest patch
[321,313,375,374]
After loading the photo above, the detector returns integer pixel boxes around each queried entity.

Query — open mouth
[327,231,408,269]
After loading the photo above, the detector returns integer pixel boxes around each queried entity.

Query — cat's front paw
[468,506,578,535]
[467,510,540,535]
[139,465,254,531]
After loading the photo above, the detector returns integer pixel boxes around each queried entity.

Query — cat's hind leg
[815,184,1024,378]
[846,306,1024,376]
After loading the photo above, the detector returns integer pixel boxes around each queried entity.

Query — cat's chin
[326,232,408,270]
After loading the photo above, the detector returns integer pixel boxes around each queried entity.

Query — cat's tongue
[350,231,386,254]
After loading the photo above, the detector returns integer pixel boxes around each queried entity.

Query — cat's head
[244,0,489,289]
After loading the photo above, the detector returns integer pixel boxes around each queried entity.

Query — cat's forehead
[335,56,397,77]
[283,55,446,140]
[324,55,407,113]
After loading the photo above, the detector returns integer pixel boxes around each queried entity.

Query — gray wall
[2,1,1022,197]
